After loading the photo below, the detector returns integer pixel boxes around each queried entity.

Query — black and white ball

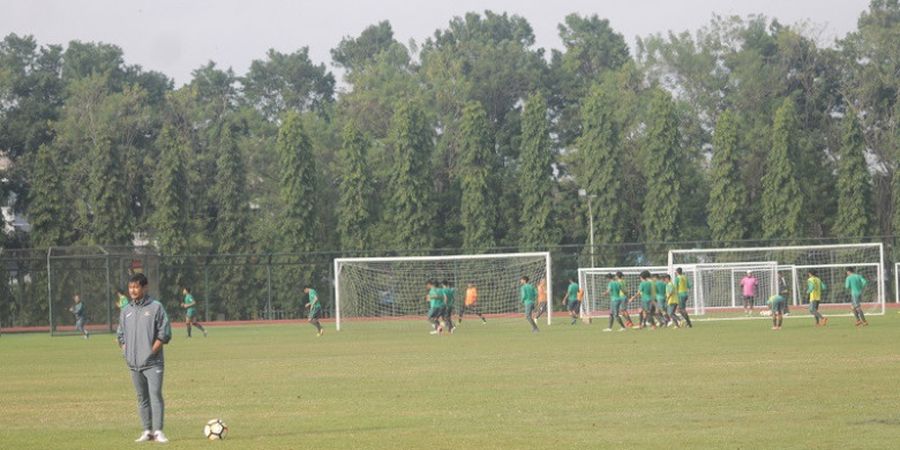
[203,419,228,440]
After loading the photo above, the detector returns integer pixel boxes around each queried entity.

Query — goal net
[669,243,885,320]
[334,252,552,331]
[578,266,698,317]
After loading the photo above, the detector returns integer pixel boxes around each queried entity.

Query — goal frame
[687,261,778,316]
[333,252,553,331]
[669,243,886,318]
[577,265,669,318]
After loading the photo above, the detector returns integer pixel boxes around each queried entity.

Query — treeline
[1,3,899,318]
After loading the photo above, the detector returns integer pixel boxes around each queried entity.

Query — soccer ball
[759,310,772,317]
[203,419,228,440]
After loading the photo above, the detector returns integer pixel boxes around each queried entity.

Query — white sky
[0,0,871,86]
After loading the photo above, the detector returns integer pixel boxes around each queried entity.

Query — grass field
[2,314,899,449]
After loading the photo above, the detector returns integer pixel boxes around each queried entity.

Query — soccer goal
[669,243,885,320]
[333,252,552,330]
[578,266,700,317]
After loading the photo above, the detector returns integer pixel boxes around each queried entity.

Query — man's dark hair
[615,271,624,278]
[606,274,614,279]
[846,267,855,273]
[521,276,530,282]
[129,273,148,287]
[676,267,684,275]
[183,286,192,293]
[640,270,651,279]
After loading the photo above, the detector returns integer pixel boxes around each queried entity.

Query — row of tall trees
[2,2,899,318]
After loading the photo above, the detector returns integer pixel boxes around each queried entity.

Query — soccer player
[674,268,693,328]
[534,278,548,320]
[740,271,759,316]
[458,282,486,324]
[603,273,628,332]
[181,287,207,338]
[653,273,669,326]
[520,276,539,333]
[807,270,828,327]
[69,294,90,339]
[845,267,868,327]
[631,271,656,329]
[563,278,581,325]
[304,286,324,336]
[664,274,682,328]
[615,272,635,328]
[441,281,457,334]
[426,280,444,335]
[117,273,171,443]
[767,290,787,330]
[116,288,129,312]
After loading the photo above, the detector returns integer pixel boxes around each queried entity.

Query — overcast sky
[0,0,871,86]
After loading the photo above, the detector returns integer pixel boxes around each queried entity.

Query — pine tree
[518,92,556,250]
[642,89,682,254]
[761,98,804,240]
[386,100,434,251]
[707,110,746,244]
[833,109,871,238]
[149,125,191,258]
[458,101,496,252]
[577,81,622,263]
[87,135,132,245]
[337,121,373,252]
[276,111,319,257]
[27,144,74,248]
[212,124,253,319]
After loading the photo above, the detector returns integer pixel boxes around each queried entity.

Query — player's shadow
[850,418,900,426]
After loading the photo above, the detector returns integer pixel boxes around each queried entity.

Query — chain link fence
[1,237,896,332]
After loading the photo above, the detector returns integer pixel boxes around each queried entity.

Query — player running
[69,294,90,339]
[458,282,486,324]
[767,291,787,330]
[603,274,628,332]
[844,267,868,327]
[533,278,549,320]
[180,287,207,338]
[674,268,693,328]
[304,287,324,336]
[520,276,539,333]
[441,281,457,334]
[807,270,828,327]
[564,278,581,325]
[426,280,445,335]
[740,271,759,316]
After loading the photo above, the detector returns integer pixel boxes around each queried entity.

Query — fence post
[266,255,273,320]
[204,264,210,323]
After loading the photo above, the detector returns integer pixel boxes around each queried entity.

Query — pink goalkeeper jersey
[740,276,758,297]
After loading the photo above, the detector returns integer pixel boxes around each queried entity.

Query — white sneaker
[135,430,153,442]
[617,328,627,332]
[429,330,439,335]
[602,328,612,332]
[153,430,168,443]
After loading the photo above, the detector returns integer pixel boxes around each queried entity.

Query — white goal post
[334,252,552,330]
[669,243,886,319]
[578,266,701,316]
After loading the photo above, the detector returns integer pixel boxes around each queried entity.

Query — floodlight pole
[579,189,596,267]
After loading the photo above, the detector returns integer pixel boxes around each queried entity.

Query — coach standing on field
[117,273,172,443]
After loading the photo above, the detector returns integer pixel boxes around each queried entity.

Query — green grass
[2,314,900,449]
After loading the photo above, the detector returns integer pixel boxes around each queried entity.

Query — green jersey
[607,280,623,301]
[308,289,319,306]
[807,276,824,301]
[71,302,84,318]
[117,295,129,309]
[844,274,867,297]
[183,293,197,315]
[666,282,678,305]
[767,294,785,305]
[567,282,580,302]
[444,287,456,306]
[654,280,667,301]
[639,280,653,301]
[520,283,537,305]
[428,287,444,308]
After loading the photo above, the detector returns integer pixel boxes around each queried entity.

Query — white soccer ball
[203,419,228,440]
[759,310,772,317]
